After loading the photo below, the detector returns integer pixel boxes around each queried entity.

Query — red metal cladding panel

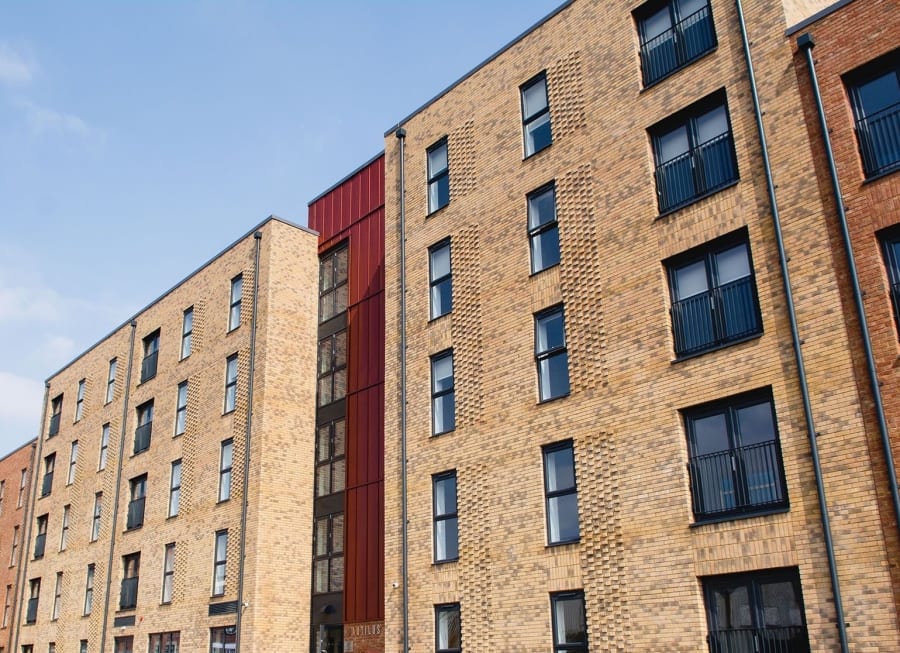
[346,386,384,488]
[344,482,385,623]
[348,294,385,394]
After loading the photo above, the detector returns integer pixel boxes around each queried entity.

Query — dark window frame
[149,632,180,653]
[635,0,717,87]
[550,590,588,653]
[535,305,570,403]
[879,224,900,337]
[180,306,193,360]
[315,419,345,498]
[528,183,560,274]
[312,513,344,594]
[432,471,458,564]
[224,355,238,414]
[33,515,47,560]
[99,423,110,471]
[319,244,349,324]
[141,330,160,383]
[59,505,69,551]
[168,460,182,518]
[126,474,147,531]
[228,275,243,331]
[429,239,453,320]
[91,493,102,542]
[120,552,140,611]
[174,381,188,436]
[52,571,62,620]
[48,395,62,438]
[106,358,117,404]
[41,454,55,498]
[161,543,175,604]
[218,440,233,503]
[67,440,78,485]
[212,530,227,597]
[74,379,85,422]
[845,51,900,179]
[427,138,450,214]
[317,331,347,407]
[430,350,456,435]
[435,603,461,653]
[84,564,94,615]
[25,578,39,624]
[521,71,553,157]
[543,441,580,545]
[134,400,154,455]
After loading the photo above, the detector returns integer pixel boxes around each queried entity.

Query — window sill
[227,326,240,334]
[538,391,570,405]
[546,538,580,549]
[124,526,143,533]
[523,142,552,161]
[529,262,560,278]
[639,46,718,93]
[432,558,459,566]
[655,179,739,220]
[427,203,450,218]
[690,504,789,528]
[223,409,235,417]
[428,311,452,324]
[216,498,231,506]
[671,331,763,363]
[862,164,899,185]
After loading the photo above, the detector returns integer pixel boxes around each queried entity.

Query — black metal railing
[119,577,138,610]
[690,440,786,518]
[26,598,38,624]
[656,131,736,212]
[47,413,60,437]
[708,625,810,653]
[640,5,715,86]
[671,276,760,356]
[140,351,158,382]
[33,533,46,559]
[126,497,145,530]
[134,422,152,454]
[41,471,53,497]
[857,101,900,177]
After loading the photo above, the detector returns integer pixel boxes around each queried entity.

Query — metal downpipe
[734,2,849,650]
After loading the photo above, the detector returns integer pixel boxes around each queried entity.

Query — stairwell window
[33,515,47,559]
[313,514,343,593]
[25,578,39,624]
[141,330,160,383]
[174,381,188,436]
[528,183,560,274]
[317,331,347,407]
[636,0,716,86]
[427,139,450,214]
[543,441,579,544]
[846,52,899,178]
[52,572,62,620]
[550,591,587,653]
[67,440,78,485]
[315,419,346,498]
[59,506,69,551]
[522,72,552,157]
[429,240,453,319]
[433,471,458,563]
[228,275,243,331]
[319,245,349,323]
[535,305,570,402]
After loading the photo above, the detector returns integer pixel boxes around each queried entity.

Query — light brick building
[382,1,900,652]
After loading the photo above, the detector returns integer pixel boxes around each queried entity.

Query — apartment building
[0,442,35,653]
[382,1,900,652]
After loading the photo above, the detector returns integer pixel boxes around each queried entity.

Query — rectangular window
[114,638,132,653]
[228,275,243,331]
[9,526,18,566]
[667,232,761,358]
[99,423,110,471]
[550,591,587,653]
[651,93,737,213]
[313,513,344,594]
[141,330,160,383]
[317,331,347,407]
[149,633,179,653]
[17,470,26,508]
[636,0,716,86]
[315,419,346,498]
[48,395,62,437]
[435,604,461,653]
[224,355,238,414]
[433,471,458,563]
[704,568,809,652]
[41,453,55,497]
[881,225,900,336]
[522,72,552,156]
[67,440,78,485]
[431,350,456,435]
[0,480,5,516]
[59,505,69,551]
[25,578,39,624]
[212,530,227,596]
[33,515,47,559]
[209,627,236,653]
[181,307,193,359]
[528,183,560,273]
[174,381,188,435]
[83,564,94,615]
[127,475,147,530]
[427,139,450,214]
[161,544,175,604]
[168,460,181,517]
[544,441,579,544]
[80,643,87,653]
[319,245,349,323]
[429,240,453,319]
[52,572,61,620]
[2,584,10,628]
[120,553,140,610]
[134,400,154,454]
[684,389,787,520]
[75,379,86,422]
[535,305,570,402]
[106,358,117,404]
[847,52,900,178]
[91,493,102,542]
[218,440,233,502]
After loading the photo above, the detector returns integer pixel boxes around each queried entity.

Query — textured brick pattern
[456,463,494,651]
[450,225,484,427]
[548,51,587,140]
[449,120,477,199]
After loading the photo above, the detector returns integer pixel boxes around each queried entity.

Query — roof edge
[785,0,856,36]
[0,437,38,466]
[308,150,385,207]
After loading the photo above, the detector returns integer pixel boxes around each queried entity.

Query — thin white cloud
[0,371,43,426]
[14,97,92,137]
[0,43,35,84]
[0,283,60,322]
[40,335,77,368]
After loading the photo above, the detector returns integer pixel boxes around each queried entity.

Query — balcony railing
[140,351,158,383]
[120,577,138,610]
[641,5,715,86]
[26,598,38,624]
[671,276,760,356]
[134,422,152,454]
[708,625,810,653]
[656,131,736,212]
[126,497,145,530]
[47,413,60,437]
[33,533,46,559]
[41,472,53,497]
[690,440,786,518]
[857,101,900,178]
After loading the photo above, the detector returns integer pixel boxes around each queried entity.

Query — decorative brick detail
[192,300,206,355]
[548,51,587,141]
[451,225,483,427]
[456,463,494,652]
[449,120,477,199]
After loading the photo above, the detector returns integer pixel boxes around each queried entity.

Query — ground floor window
[114,638,132,653]
[149,632,179,653]
[210,626,236,653]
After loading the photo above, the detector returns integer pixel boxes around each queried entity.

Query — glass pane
[171,462,181,486]
[545,446,575,492]
[697,105,728,143]
[332,459,345,492]
[759,580,803,627]
[540,352,570,400]
[316,466,330,497]
[317,425,330,462]
[548,493,579,542]
[526,113,552,155]
[334,331,347,367]
[643,6,672,40]
[315,519,328,556]
[332,515,344,553]
[554,596,586,644]
[678,0,706,16]
[314,560,329,593]
[231,277,243,303]
[438,608,461,649]
[216,533,227,560]
[433,392,456,433]
[335,284,348,315]
[531,226,561,272]
[434,475,457,515]
[692,413,729,455]
[528,187,556,229]
[432,356,454,392]
[536,310,565,352]
[333,369,347,401]
[320,257,334,292]
[735,401,775,445]
[319,339,332,374]
[429,175,450,211]
[229,305,240,329]
[857,70,900,117]
[333,420,345,456]
[674,259,709,299]
[335,248,349,284]
[318,376,333,406]
[428,144,448,175]
[523,77,548,118]
[713,584,752,628]
[658,124,689,163]
[435,518,458,560]
[430,245,451,280]
[715,244,750,285]
[432,279,452,317]
[330,555,344,592]
[320,293,333,323]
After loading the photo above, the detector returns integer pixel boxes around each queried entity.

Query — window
[319,245,349,323]
[67,440,78,485]
[636,0,716,86]
[427,139,450,213]
[313,513,343,593]
[134,400,154,454]
[150,633,179,653]
[181,307,193,359]
[684,390,787,520]
[49,644,55,653]
[120,553,140,610]
[847,53,900,178]
[99,423,110,471]
[106,358,117,404]
[114,638,132,653]
[34,515,47,559]
[80,642,87,653]
[141,330,160,383]
[667,233,761,357]
[59,505,69,551]
[535,306,570,402]
[83,564,94,615]
[25,578,39,624]
[212,530,227,596]
[17,470,26,508]
[522,72,552,156]
[161,544,175,604]
[433,471,458,563]
[0,480,5,516]
[704,568,809,652]
[52,572,61,620]
[2,585,10,627]
[430,351,455,435]
[174,382,187,435]
[228,275,243,331]
[127,475,147,530]
[435,604,461,653]
[317,331,347,407]
[527,183,561,274]
[23,646,33,653]
[218,440,233,502]
[48,395,62,437]
[315,419,345,498]
[9,526,18,566]
[651,94,737,213]
[429,240,453,319]
[543,442,579,544]
[168,460,181,517]
[41,453,55,497]
[75,379,86,422]
[224,355,238,414]
[881,226,900,335]
[551,591,587,653]
[91,493,102,542]
[210,627,236,653]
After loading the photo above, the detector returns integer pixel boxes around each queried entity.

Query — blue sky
[0,0,563,456]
